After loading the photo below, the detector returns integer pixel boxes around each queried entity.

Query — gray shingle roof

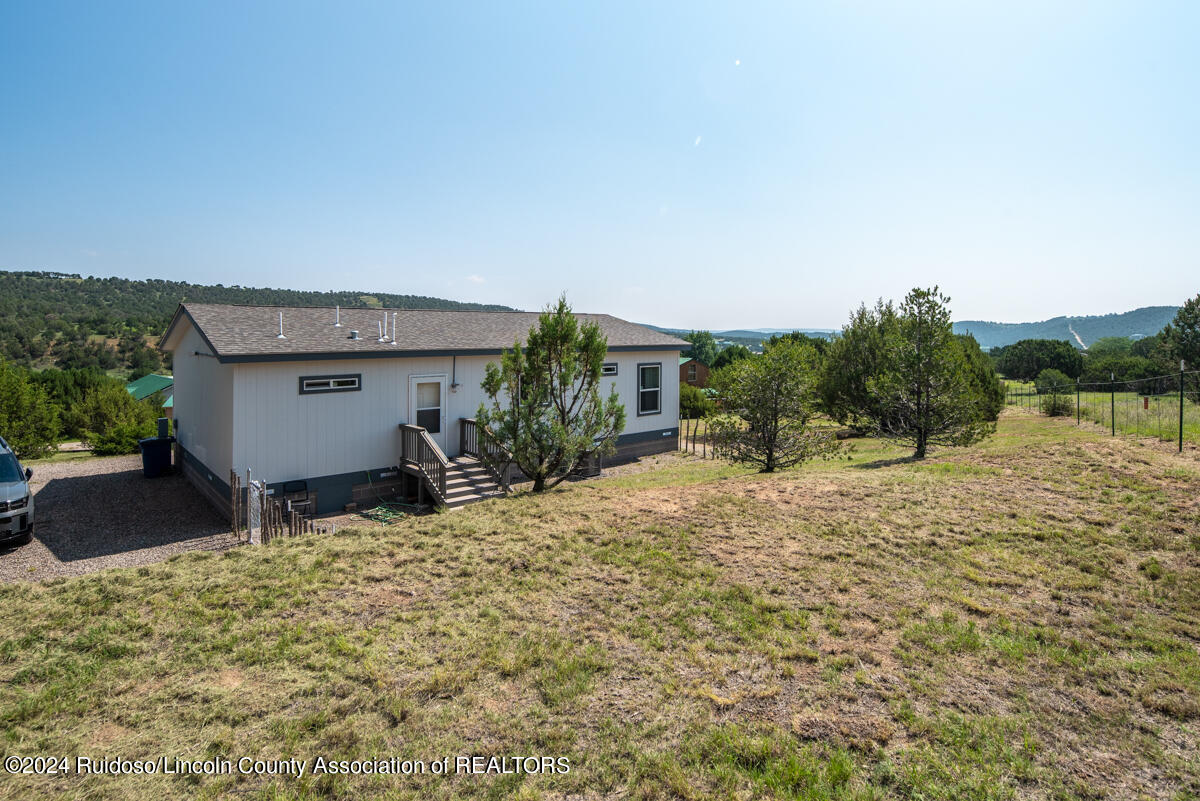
[166,304,688,362]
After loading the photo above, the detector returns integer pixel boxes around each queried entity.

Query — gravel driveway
[0,455,237,583]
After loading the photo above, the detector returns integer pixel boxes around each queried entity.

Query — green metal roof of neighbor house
[679,356,695,365]
[162,396,173,408]
[160,304,690,363]
[126,373,173,400]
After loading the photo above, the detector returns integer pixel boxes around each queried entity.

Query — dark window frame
[299,373,362,395]
[601,362,618,376]
[637,362,662,416]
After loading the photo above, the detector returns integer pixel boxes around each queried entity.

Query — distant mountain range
[654,306,1182,352]
[645,326,836,352]
[953,306,1179,350]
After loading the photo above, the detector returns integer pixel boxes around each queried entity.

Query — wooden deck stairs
[398,419,511,510]
[442,457,506,508]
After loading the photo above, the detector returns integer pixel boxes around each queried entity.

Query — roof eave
[213,342,687,365]
[159,303,223,357]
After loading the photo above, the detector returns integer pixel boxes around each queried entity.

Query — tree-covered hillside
[0,271,515,371]
[954,306,1178,350]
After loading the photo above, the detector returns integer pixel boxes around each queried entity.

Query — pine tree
[477,296,626,491]
[866,288,996,458]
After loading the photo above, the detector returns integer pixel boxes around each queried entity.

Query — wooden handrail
[398,423,448,502]
[459,417,512,492]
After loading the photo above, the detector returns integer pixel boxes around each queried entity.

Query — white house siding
[229,350,680,487]
[594,351,680,439]
[173,324,234,474]
[171,323,234,503]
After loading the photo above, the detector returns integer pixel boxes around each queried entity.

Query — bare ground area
[0,454,236,582]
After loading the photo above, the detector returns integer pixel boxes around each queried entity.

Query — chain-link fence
[1004,368,1200,451]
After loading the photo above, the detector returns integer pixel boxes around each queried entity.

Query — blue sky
[1,1,1197,329]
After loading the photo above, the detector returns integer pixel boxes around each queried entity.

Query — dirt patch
[215,669,244,690]
[87,722,131,749]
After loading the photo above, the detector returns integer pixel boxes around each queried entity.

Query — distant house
[160,304,687,516]
[679,356,709,388]
[126,373,174,418]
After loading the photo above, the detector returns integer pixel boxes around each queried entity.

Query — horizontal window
[638,363,661,416]
[601,363,618,376]
[299,374,361,394]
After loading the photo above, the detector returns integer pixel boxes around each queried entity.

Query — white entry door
[409,374,448,453]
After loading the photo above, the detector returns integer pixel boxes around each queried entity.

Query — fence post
[1075,381,1080,425]
[1110,373,1115,436]
[1181,361,1186,454]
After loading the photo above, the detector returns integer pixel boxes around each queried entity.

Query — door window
[415,381,441,433]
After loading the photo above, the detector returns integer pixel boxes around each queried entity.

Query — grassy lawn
[1005,380,1200,445]
[1,410,1198,799]
[24,449,98,466]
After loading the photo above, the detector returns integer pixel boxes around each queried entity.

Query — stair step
[446,473,491,485]
[446,485,499,499]
[445,491,504,508]
[447,463,490,474]
[405,456,505,509]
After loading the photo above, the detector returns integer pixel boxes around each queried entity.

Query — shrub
[679,383,714,419]
[0,360,60,458]
[1042,393,1074,417]
[708,340,840,472]
[88,422,156,456]
[73,382,161,454]
[818,299,898,429]
[1035,369,1072,395]
[959,334,1005,421]
[1035,369,1074,417]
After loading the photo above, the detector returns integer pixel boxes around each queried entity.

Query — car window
[0,453,24,484]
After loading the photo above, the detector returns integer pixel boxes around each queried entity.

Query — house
[159,304,687,515]
[679,356,709,388]
[126,373,174,418]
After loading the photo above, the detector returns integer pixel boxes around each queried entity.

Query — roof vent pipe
[391,312,398,345]
[334,305,341,327]
[349,329,360,340]
[277,312,286,339]
[377,320,385,342]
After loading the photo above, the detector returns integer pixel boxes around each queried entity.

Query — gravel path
[0,455,237,583]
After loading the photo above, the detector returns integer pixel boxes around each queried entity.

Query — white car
[0,437,34,546]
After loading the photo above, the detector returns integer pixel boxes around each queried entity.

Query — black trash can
[138,436,175,478]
